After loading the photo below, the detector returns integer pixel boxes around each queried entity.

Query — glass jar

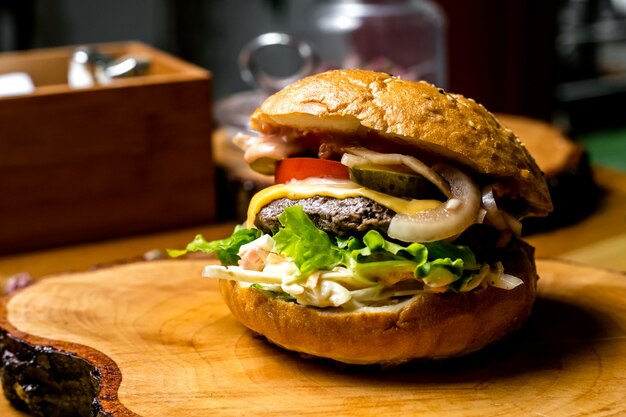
[296,0,447,87]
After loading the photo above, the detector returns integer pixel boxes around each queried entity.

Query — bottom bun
[219,238,538,365]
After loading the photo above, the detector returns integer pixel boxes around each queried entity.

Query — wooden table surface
[525,166,626,271]
[0,165,625,416]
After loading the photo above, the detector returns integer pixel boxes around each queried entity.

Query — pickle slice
[349,166,445,200]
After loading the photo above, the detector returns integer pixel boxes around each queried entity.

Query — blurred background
[2,0,626,137]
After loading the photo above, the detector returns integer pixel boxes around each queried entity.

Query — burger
[171,69,552,365]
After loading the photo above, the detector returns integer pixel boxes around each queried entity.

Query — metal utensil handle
[238,32,317,92]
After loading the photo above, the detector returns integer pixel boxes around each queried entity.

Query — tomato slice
[275,158,350,184]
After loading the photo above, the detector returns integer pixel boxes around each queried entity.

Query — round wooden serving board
[1,259,625,417]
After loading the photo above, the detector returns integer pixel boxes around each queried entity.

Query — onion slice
[491,273,524,290]
[481,186,509,230]
[481,185,523,237]
[387,164,481,243]
[488,262,524,289]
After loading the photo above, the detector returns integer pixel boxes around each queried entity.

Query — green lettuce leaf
[423,240,477,266]
[167,227,262,265]
[416,258,465,287]
[354,259,417,281]
[273,206,344,275]
[336,230,427,270]
[364,230,427,260]
[341,231,477,288]
[170,205,483,292]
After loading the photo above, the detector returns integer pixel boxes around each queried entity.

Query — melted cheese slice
[246,181,442,228]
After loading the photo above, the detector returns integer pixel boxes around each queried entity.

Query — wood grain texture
[1,258,626,416]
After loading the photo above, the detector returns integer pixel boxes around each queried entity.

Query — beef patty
[254,196,395,236]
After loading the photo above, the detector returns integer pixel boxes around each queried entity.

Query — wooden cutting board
[1,258,625,417]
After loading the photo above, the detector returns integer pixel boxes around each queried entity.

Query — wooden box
[0,42,215,254]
